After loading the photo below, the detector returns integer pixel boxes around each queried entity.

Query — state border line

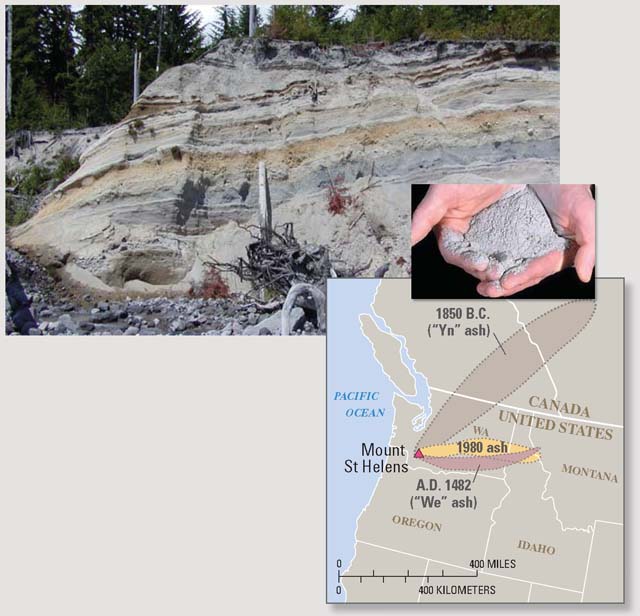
[356,539,583,595]
[580,520,624,602]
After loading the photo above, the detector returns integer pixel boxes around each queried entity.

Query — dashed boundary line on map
[348,290,622,602]
[427,387,623,430]
[405,302,620,602]
[479,301,594,600]
[415,300,596,451]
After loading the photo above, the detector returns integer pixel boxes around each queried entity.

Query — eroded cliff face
[10,37,559,294]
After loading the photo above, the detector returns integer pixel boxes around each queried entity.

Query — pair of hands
[411,184,595,297]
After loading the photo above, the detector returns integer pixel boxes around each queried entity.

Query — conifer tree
[9,6,46,99]
[159,6,204,67]
[210,6,241,45]
[5,4,559,133]
[40,5,76,105]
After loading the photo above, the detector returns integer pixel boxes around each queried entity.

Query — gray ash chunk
[442,186,570,279]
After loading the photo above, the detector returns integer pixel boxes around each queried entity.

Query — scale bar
[340,571,479,579]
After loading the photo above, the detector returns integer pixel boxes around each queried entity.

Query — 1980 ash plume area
[328,278,623,603]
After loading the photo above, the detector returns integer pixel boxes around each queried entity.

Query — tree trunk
[133,49,141,103]
[6,5,12,118]
[156,6,164,73]
[249,5,256,37]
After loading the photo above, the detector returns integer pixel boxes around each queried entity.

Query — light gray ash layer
[441,186,570,279]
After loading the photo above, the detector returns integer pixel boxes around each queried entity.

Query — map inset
[327,279,623,604]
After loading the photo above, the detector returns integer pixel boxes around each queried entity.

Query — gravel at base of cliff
[5,250,320,336]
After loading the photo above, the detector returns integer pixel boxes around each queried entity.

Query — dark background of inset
[411,184,597,300]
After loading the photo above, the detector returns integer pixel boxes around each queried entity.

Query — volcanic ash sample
[441,186,571,279]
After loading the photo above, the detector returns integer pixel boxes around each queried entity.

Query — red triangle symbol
[414,449,424,459]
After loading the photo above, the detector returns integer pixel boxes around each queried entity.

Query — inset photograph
[411,184,596,299]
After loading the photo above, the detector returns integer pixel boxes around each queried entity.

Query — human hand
[476,184,595,297]
[411,184,525,281]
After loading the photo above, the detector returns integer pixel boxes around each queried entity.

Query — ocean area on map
[327,279,432,602]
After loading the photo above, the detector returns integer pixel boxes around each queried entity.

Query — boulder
[54,314,77,334]
[244,307,305,335]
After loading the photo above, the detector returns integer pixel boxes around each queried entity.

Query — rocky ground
[5,249,318,336]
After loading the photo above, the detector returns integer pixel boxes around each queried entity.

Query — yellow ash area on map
[419,438,540,464]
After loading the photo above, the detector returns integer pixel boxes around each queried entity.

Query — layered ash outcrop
[10,37,560,295]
